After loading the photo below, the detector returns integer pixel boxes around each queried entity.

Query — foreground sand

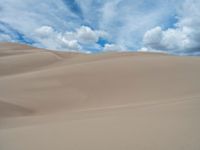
[0,42,200,150]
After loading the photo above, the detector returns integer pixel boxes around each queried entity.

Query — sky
[0,0,200,55]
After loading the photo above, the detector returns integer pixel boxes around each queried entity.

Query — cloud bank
[32,25,108,52]
[143,0,200,55]
[0,0,199,54]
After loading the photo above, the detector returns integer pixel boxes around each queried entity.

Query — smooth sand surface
[0,42,200,150]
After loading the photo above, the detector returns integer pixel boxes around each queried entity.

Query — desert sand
[0,42,200,150]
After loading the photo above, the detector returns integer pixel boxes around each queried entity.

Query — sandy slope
[0,42,200,150]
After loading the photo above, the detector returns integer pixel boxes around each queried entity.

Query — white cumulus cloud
[32,25,108,52]
[143,0,200,55]
[103,43,125,52]
[76,26,99,44]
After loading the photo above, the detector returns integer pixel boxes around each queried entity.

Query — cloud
[77,26,100,45]
[32,25,108,52]
[34,26,55,39]
[138,47,168,54]
[0,33,12,41]
[103,44,125,52]
[143,27,163,49]
[0,21,34,43]
[33,26,80,50]
[0,0,80,36]
[143,0,200,55]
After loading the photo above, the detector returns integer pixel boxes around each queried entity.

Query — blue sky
[0,0,200,55]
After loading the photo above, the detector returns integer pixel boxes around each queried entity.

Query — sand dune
[0,42,200,150]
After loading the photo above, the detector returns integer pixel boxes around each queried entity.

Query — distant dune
[0,42,200,150]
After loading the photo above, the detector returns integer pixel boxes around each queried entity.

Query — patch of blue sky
[62,0,83,19]
[97,38,109,47]
[161,15,178,29]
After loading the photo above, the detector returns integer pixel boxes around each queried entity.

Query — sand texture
[0,42,200,150]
